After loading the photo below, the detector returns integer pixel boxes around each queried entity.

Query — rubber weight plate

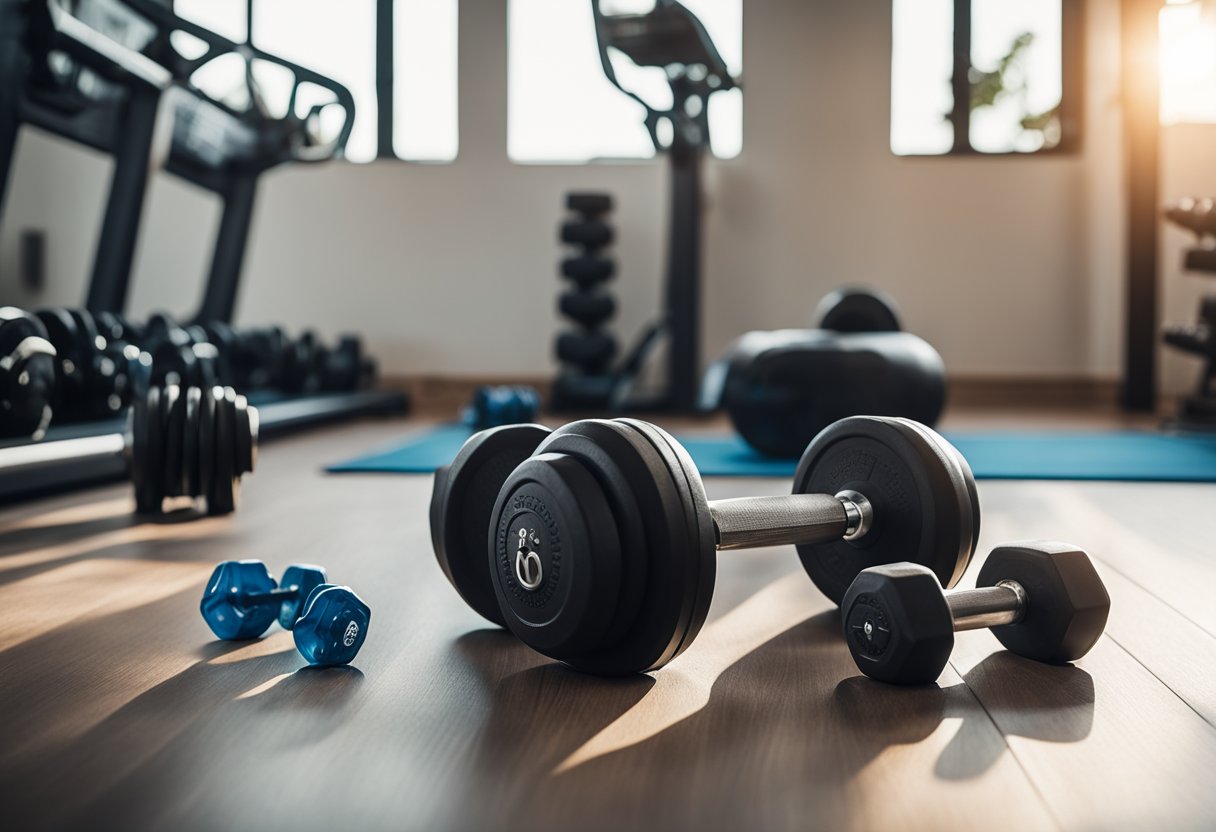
[559,290,616,328]
[792,416,978,604]
[209,387,238,515]
[560,255,615,288]
[566,192,613,216]
[560,220,614,249]
[556,330,617,370]
[430,424,552,626]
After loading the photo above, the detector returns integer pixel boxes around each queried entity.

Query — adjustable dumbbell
[200,560,371,667]
[0,307,56,439]
[842,541,1110,685]
[0,384,256,515]
[431,415,979,675]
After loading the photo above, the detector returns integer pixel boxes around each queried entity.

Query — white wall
[1,0,1138,385]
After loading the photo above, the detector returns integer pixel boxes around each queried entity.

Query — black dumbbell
[35,307,136,421]
[0,383,257,515]
[199,559,371,667]
[842,542,1110,685]
[430,415,979,675]
[0,307,57,438]
[816,287,901,333]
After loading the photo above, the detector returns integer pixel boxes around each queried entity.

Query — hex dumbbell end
[841,563,955,685]
[978,541,1110,665]
[293,584,371,667]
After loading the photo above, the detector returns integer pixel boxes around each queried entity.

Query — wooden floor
[1,408,1214,832]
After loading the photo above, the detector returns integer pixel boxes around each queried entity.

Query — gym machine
[0,0,408,501]
[552,0,737,413]
[1162,197,1216,428]
[0,0,354,322]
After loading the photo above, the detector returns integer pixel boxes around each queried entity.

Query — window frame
[198,0,454,163]
[898,0,1085,158]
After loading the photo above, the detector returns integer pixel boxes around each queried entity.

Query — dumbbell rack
[1162,198,1216,428]
[551,193,620,411]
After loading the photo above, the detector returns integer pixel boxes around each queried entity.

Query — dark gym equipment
[553,192,621,410]
[700,328,947,458]
[430,415,979,675]
[550,0,739,413]
[463,385,540,431]
[816,287,902,333]
[200,559,370,667]
[0,307,56,439]
[1162,197,1216,428]
[0,383,256,514]
[842,541,1110,685]
[0,0,354,323]
[35,306,147,423]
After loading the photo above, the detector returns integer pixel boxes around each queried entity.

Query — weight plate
[162,385,185,498]
[209,388,237,515]
[233,393,255,476]
[197,386,217,510]
[558,290,616,327]
[137,386,164,514]
[490,451,623,658]
[556,330,617,369]
[430,424,552,627]
[792,416,979,604]
[560,219,614,249]
[182,386,201,498]
[560,255,615,289]
[617,419,717,671]
[566,192,613,215]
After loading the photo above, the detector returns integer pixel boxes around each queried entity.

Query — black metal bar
[1120,0,1160,410]
[376,0,394,159]
[193,174,257,324]
[950,0,972,153]
[0,0,21,230]
[664,142,703,411]
[1058,0,1085,151]
[84,89,159,314]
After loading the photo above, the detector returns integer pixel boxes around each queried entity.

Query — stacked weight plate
[552,192,619,410]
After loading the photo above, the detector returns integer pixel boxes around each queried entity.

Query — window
[174,0,458,163]
[508,0,743,163]
[891,0,1078,156]
[1160,0,1216,125]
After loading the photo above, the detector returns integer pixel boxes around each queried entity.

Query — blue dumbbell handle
[236,586,301,607]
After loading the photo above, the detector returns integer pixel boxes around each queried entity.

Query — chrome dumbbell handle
[708,491,874,551]
[946,581,1027,631]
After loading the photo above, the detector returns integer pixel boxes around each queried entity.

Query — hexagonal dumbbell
[199,560,370,667]
[841,541,1111,685]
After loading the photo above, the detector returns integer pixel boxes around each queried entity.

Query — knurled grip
[709,494,849,550]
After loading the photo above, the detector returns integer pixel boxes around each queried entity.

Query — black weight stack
[552,192,619,411]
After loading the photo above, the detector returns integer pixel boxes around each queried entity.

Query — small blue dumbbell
[200,560,370,667]
[463,385,541,431]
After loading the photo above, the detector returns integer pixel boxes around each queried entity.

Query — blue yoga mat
[326,424,1216,482]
